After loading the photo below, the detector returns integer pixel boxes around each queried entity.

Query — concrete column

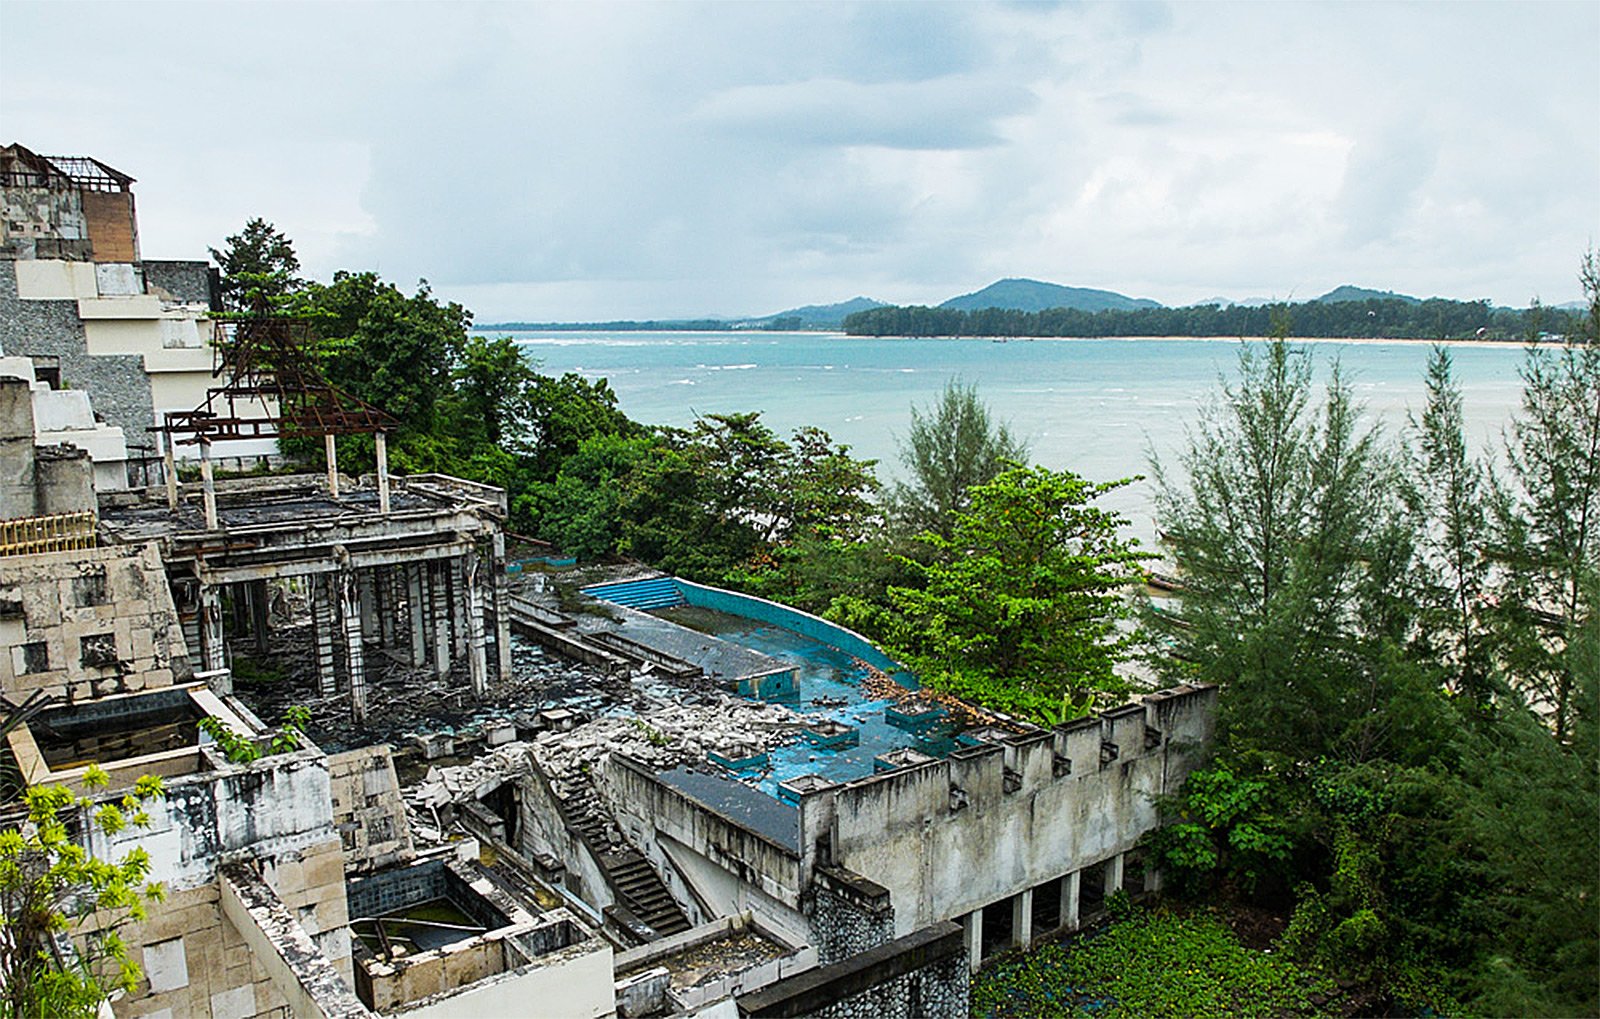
[406,564,427,667]
[375,431,391,514]
[312,575,338,697]
[199,583,226,672]
[325,434,340,498]
[1106,853,1125,898]
[161,431,178,511]
[1012,888,1034,949]
[1061,871,1080,931]
[199,438,218,530]
[376,567,397,649]
[181,607,202,670]
[357,570,379,641]
[250,580,270,654]
[465,550,487,698]
[964,908,983,973]
[449,558,468,658]
[340,571,367,722]
[430,561,451,678]
[0,378,37,520]
[491,532,512,682]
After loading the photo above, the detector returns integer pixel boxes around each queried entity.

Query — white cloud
[1,0,1594,319]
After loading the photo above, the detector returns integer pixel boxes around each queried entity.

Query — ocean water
[497,331,1532,541]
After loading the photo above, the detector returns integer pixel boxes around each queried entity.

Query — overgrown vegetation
[1142,254,1600,1015]
[197,706,311,764]
[0,767,165,1019]
[973,905,1342,1018]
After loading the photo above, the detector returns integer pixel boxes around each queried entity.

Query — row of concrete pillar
[961,850,1155,971]
[193,551,513,723]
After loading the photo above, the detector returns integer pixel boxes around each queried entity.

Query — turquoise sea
[498,331,1530,540]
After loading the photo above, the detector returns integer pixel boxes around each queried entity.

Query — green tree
[1490,277,1600,739]
[880,464,1148,724]
[890,380,1028,540]
[209,218,302,309]
[522,372,640,481]
[1404,345,1492,697]
[521,433,661,560]
[0,769,165,1019]
[454,335,538,448]
[295,272,469,448]
[1149,339,1417,763]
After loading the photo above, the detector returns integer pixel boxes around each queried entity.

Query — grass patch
[973,906,1342,1018]
[230,655,285,687]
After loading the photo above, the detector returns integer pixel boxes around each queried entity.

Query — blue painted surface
[657,608,965,798]
[673,578,916,687]
[581,576,687,610]
[735,668,800,700]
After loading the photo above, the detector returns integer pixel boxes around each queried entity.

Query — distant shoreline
[489,326,1549,351]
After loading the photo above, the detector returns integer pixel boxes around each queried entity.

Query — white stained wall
[0,355,130,491]
[12,259,279,461]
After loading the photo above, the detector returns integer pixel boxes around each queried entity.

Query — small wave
[669,379,695,386]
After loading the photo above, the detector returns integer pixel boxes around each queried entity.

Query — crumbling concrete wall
[735,921,967,1019]
[0,541,190,702]
[800,686,1217,939]
[0,177,91,260]
[329,745,414,872]
[34,442,95,516]
[95,750,354,1018]
[0,260,158,441]
[517,761,616,912]
[218,864,369,1019]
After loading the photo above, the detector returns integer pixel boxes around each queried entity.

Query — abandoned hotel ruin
[0,144,1216,1018]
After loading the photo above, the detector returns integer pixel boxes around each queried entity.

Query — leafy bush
[972,908,1341,1018]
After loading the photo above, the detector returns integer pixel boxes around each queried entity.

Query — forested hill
[844,296,1580,341]
[939,278,1160,313]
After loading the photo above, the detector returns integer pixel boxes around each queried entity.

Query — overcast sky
[3,2,1596,321]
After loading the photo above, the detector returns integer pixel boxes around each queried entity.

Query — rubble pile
[233,629,631,753]
[405,743,532,840]
[530,696,808,798]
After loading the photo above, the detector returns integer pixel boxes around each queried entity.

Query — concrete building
[0,143,274,473]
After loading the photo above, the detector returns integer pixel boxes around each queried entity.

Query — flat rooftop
[99,486,461,543]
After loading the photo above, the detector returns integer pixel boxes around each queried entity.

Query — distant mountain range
[482,279,1580,331]
[937,278,1160,314]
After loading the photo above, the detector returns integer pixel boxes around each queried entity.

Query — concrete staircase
[580,576,687,611]
[561,786,691,938]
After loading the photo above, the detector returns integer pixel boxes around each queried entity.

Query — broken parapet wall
[90,749,355,1019]
[0,541,190,703]
[735,921,968,1019]
[798,684,1218,939]
[602,755,809,941]
[804,866,895,967]
[330,745,414,873]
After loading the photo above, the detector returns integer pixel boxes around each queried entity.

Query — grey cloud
[691,77,1038,150]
